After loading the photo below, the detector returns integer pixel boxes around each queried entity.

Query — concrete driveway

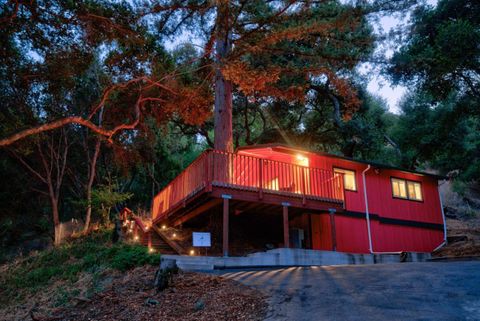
[217,261,480,321]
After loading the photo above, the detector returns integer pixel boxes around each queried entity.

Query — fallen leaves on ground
[18,265,266,321]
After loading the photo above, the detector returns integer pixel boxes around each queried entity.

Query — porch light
[189,249,195,256]
[296,154,309,166]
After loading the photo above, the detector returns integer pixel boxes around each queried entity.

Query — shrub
[0,228,160,307]
[109,245,160,271]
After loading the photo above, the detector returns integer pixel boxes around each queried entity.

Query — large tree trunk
[49,189,61,246]
[213,2,233,153]
[214,63,233,152]
[53,204,61,246]
[84,107,103,233]
[84,139,101,233]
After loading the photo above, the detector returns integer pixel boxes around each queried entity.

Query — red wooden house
[150,144,447,256]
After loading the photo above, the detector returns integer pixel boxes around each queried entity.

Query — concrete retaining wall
[163,248,431,271]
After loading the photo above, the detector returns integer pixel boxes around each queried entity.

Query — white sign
[192,232,211,247]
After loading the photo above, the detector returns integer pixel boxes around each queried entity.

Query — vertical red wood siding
[240,146,444,254]
[308,153,444,253]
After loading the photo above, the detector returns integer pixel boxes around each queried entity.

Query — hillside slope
[0,230,266,321]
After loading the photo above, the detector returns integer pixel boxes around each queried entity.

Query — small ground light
[172,233,176,238]
[149,247,155,253]
[134,235,139,241]
[162,225,166,230]
[189,249,195,256]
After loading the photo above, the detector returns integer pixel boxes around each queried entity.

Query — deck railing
[152,149,345,220]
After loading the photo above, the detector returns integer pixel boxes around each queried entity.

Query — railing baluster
[152,149,346,221]
[258,158,263,199]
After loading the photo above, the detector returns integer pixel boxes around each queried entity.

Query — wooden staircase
[140,230,178,255]
[121,208,185,255]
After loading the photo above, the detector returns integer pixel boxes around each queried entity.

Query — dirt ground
[433,218,480,258]
[1,266,266,321]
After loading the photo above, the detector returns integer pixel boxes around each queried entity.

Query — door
[311,214,333,250]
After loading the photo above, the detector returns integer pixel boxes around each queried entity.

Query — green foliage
[387,0,480,185]
[91,184,133,224]
[0,229,160,307]
[391,91,480,184]
[389,0,480,100]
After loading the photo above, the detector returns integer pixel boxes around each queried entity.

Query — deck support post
[222,194,231,257]
[329,208,337,251]
[282,202,290,248]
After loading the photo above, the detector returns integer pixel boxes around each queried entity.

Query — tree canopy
[387,0,480,186]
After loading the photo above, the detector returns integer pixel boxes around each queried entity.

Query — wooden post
[282,202,290,248]
[222,194,231,257]
[329,209,337,251]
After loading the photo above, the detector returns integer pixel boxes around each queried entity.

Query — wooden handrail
[152,149,345,221]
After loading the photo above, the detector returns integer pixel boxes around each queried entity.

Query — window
[391,178,407,199]
[334,168,357,191]
[391,178,423,201]
[407,181,423,201]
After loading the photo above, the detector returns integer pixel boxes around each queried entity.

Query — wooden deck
[151,149,345,226]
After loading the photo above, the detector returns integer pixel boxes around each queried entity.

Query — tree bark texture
[213,2,233,153]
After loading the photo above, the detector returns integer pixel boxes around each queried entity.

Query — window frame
[390,177,424,202]
[333,167,357,192]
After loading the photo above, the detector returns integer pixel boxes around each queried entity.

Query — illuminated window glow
[334,168,357,191]
[407,181,423,201]
[391,178,407,198]
[391,178,423,201]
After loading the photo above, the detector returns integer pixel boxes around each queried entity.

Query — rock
[154,258,178,292]
[194,299,205,311]
[144,298,159,306]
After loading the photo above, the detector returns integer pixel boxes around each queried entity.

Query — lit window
[391,178,407,199]
[407,181,423,201]
[391,178,423,201]
[334,168,357,191]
